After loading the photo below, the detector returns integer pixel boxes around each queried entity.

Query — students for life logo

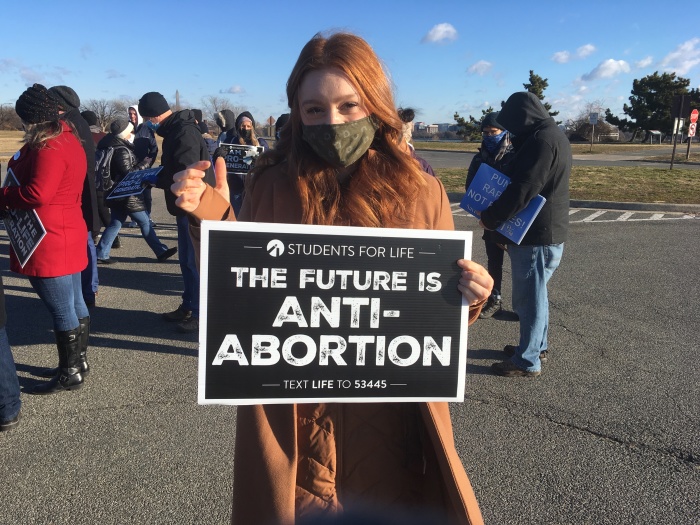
[267,239,285,257]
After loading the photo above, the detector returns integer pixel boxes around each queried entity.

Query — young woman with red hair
[172,32,490,525]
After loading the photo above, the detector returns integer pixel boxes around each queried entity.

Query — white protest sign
[199,222,473,405]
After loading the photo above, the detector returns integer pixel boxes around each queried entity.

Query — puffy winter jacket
[96,134,150,213]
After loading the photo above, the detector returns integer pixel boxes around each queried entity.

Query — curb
[446,193,700,213]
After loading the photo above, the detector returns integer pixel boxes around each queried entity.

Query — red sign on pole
[690,109,698,124]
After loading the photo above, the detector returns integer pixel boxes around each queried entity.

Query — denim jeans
[27,273,89,332]
[0,327,21,423]
[176,214,199,317]
[96,209,168,260]
[81,234,98,304]
[508,243,564,372]
[142,187,153,216]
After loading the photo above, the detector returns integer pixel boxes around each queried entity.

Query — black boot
[35,316,90,378]
[77,316,90,377]
[31,327,84,395]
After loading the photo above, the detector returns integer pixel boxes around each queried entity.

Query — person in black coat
[138,92,215,334]
[49,86,100,307]
[481,92,571,378]
[464,112,515,319]
[94,119,176,264]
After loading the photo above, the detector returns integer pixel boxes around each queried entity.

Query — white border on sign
[198,220,473,405]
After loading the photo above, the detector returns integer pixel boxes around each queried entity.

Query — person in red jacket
[0,84,90,395]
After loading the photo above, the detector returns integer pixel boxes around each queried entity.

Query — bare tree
[80,97,141,131]
[566,100,619,142]
[81,99,124,130]
[201,95,244,134]
[0,104,22,130]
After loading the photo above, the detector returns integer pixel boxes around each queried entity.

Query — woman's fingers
[456,259,493,305]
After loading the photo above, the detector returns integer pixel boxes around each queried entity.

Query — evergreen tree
[453,107,495,141]
[523,70,559,119]
[605,71,691,142]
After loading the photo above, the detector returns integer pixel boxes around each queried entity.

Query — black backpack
[94,146,127,192]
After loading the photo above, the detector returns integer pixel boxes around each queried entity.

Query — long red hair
[253,32,426,226]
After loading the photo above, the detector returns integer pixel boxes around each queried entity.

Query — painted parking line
[453,204,698,223]
[570,210,697,223]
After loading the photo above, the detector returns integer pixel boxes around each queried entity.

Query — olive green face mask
[301,116,378,168]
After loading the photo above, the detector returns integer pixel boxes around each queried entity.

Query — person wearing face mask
[94,119,177,265]
[170,32,491,525]
[274,112,290,142]
[464,112,514,319]
[137,92,215,334]
[213,111,270,214]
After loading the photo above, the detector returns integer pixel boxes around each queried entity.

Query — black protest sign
[106,167,162,200]
[199,222,473,405]
[219,143,264,176]
[2,169,46,268]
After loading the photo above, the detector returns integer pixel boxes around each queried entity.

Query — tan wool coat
[189,160,485,525]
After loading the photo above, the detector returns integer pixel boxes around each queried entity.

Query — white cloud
[106,69,125,79]
[552,44,595,64]
[422,23,458,44]
[659,37,700,75]
[635,56,653,68]
[467,60,492,75]
[20,67,44,86]
[552,51,571,64]
[581,59,630,81]
[220,85,244,94]
[577,44,596,58]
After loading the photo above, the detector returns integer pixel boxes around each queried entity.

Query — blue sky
[2,1,699,127]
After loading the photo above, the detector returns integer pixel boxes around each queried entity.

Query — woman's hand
[171,161,211,212]
[457,259,493,305]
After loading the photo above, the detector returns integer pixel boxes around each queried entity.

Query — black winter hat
[192,109,203,123]
[110,118,134,139]
[49,85,80,110]
[199,121,209,134]
[15,83,60,124]
[138,92,170,117]
[481,111,505,131]
[275,113,290,134]
[81,110,98,126]
[236,111,255,130]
